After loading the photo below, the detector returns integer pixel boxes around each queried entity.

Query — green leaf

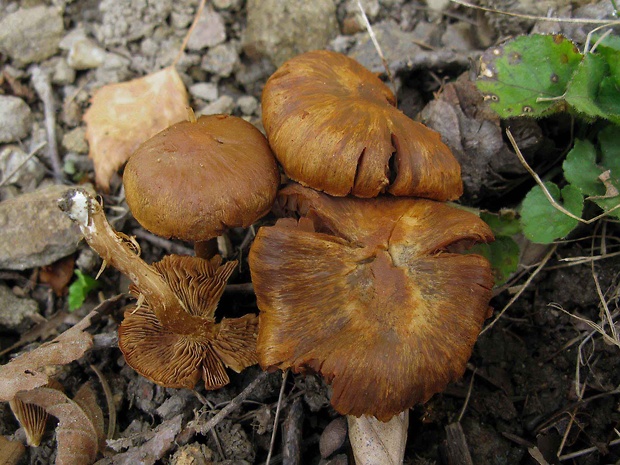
[596,34,620,86]
[565,53,620,124]
[468,236,520,285]
[68,270,100,312]
[480,211,521,236]
[563,139,604,195]
[563,129,620,218]
[476,34,582,118]
[520,182,584,243]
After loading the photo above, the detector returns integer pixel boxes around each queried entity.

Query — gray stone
[0,145,45,191]
[0,96,32,143]
[60,30,107,70]
[201,42,240,78]
[0,185,86,270]
[189,82,219,102]
[348,20,422,72]
[237,95,258,116]
[187,7,227,51]
[0,285,38,331]
[62,127,89,154]
[96,0,173,46]
[212,0,243,10]
[197,95,235,116]
[51,57,76,85]
[0,6,64,65]
[243,0,339,67]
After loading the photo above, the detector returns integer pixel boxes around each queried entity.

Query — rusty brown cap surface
[249,184,493,420]
[118,255,258,389]
[123,114,280,241]
[262,50,462,200]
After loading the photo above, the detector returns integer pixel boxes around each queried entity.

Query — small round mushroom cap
[249,184,494,421]
[118,255,258,389]
[123,114,280,242]
[262,50,462,200]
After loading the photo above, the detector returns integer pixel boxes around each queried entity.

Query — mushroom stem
[58,189,210,337]
[194,239,218,260]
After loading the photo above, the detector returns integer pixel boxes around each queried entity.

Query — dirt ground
[0,0,619,464]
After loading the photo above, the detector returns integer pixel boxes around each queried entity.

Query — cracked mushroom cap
[123,114,280,242]
[249,184,494,421]
[118,254,258,389]
[262,50,462,200]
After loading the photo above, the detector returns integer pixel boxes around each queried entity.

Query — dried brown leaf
[0,310,96,402]
[40,256,75,297]
[73,382,106,452]
[0,435,26,465]
[17,387,99,465]
[83,67,189,191]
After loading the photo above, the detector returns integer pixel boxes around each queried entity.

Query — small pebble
[319,417,348,458]
[189,82,219,102]
[201,42,240,78]
[0,145,45,191]
[62,127,89,154]
[0,6,64,65]
[0,285,38,331]
[237,95,258,116]
[187,7,227,51]
[197,95,235,116]
[0,96,32,143]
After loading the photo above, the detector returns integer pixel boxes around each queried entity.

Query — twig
[457,369,476,423]
[194,370,269,435]
[357,0,396,96]
[172,0,207,68]
[506,128,620,223]
[450,0,620,25]
[481,245,557,335]
[0,142,46,188]
[131,229,195,256]
[90,364,117,441]
[30,67,63,183]
[559,438,620,461]
[266,370,289,465]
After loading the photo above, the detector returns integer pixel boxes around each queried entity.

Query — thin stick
[0,142,47,188]
[559,438,620,461]
[506,129,620,223]
[90,364,117,440]
[357,0,396,97]
[451,0,620,25]
[196,370,269,435]
[457,369,476,423]
[266,370,289,465]
[481,245,556,335]
[31,67,63,183]
[172,0,207,68]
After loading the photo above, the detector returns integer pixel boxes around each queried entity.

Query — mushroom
[59,189,257,389]
[261,50,462,200]
[123,114,280,257]
[9,379,63,446]
[249,183,494,421]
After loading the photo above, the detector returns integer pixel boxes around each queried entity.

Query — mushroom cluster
[249,50,495,421]
[60,114,281,390]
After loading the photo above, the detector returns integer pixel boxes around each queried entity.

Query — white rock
[201,42,239,78]
[197,95,235,116]
[187,7,227,51]
[189,82,219,102]
[237,95,258,116]
[0,146,45,191]
[0,96,32,143]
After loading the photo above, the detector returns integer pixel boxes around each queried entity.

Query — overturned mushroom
[262,50,462,200]
[123,114,280,257]
[249,183,494,421]
[59,189,257,389]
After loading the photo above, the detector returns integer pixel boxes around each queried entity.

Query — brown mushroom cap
[262,50,462,200]
[123,114,280,242]
[118,254,258,389]
[249,184,493,421]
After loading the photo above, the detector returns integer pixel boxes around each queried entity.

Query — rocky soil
[1,0,619,464]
